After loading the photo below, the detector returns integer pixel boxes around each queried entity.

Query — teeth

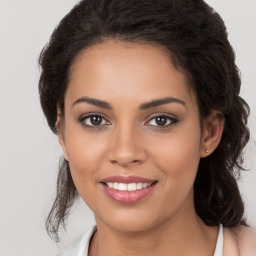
[106,182,152,191]
[107,182,113,188]
[118,183,127,191]
[113,182,119,189]
[143,183,148,188]
[137,183,143,189]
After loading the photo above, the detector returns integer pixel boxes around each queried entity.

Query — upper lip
[100,175,157,184]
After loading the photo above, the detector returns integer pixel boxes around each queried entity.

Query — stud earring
[205,149,209,153]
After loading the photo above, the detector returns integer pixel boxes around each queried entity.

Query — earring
[205,149,209,153]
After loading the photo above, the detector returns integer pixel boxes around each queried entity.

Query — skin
[57,40,226,256]
[223,226,256,255]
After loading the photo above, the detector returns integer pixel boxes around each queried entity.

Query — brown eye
[146,115,178,127]
[155,116,168,126]
[90,115,103,125]
[80,114,110,127]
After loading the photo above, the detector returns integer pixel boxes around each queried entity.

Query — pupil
[91,116,102,125]
[156,117,167,126]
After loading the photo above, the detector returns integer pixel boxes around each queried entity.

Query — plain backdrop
[0,0,255,255]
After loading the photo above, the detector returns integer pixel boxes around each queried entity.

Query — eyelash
[79,113,178,129]
[79,113,110,129]
[145,114,178,128]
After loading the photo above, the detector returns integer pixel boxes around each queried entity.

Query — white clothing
[58,226,97,256]
[58,224,224,256]
[214,224,224,256]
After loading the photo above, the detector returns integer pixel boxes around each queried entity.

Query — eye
[146,115,177,127]
[79,114,110,127]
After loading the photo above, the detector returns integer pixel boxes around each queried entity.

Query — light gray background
[0,0,255,255]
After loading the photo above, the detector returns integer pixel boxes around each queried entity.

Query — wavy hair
[38,0,250,242]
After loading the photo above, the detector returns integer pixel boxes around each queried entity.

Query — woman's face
[59,41,208,232]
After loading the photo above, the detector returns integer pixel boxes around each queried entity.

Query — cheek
[64,128,107,188]
[145,128,202,220]
[151,124,202,188]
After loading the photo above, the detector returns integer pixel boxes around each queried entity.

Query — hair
[38,0,250,242]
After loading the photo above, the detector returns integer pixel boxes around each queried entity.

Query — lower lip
[101,183,157,204]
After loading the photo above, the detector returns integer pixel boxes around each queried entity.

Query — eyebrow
[139,97,186,109]
[72,96,186,110]
[72,96,112,109]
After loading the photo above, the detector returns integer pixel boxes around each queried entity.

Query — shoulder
[58,226,97,256]
[223,225,256,256]
[235,225,256,256]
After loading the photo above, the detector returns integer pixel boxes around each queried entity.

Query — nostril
[107,143,147,166]
[109,158,143,167]
[110,159,118,164]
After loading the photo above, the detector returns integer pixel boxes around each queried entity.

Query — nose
[107,126,147,167]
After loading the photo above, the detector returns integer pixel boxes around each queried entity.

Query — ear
[56,106,69,161]
[200,109,225,158]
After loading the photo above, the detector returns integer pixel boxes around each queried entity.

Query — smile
[105,182,153,191]
[100,176,158,203]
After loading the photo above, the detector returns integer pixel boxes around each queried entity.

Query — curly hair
[38,0,250,242]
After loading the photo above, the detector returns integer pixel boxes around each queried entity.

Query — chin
[94,206,174,233]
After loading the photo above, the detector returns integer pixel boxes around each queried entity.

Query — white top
[214,224,224,256]
[58,224,224,256]
[58,226,97,256]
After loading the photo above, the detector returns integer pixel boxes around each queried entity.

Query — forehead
[66,40,197,108]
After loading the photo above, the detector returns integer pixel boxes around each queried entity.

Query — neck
[90,211,218,256]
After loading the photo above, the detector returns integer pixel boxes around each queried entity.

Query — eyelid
[145,113,178,127]
[79,112,111,127]
[78,112,178,129]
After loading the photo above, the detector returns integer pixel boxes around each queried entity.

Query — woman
[38,0,256,255]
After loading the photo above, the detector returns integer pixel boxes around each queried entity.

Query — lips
[100,175,158,204]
